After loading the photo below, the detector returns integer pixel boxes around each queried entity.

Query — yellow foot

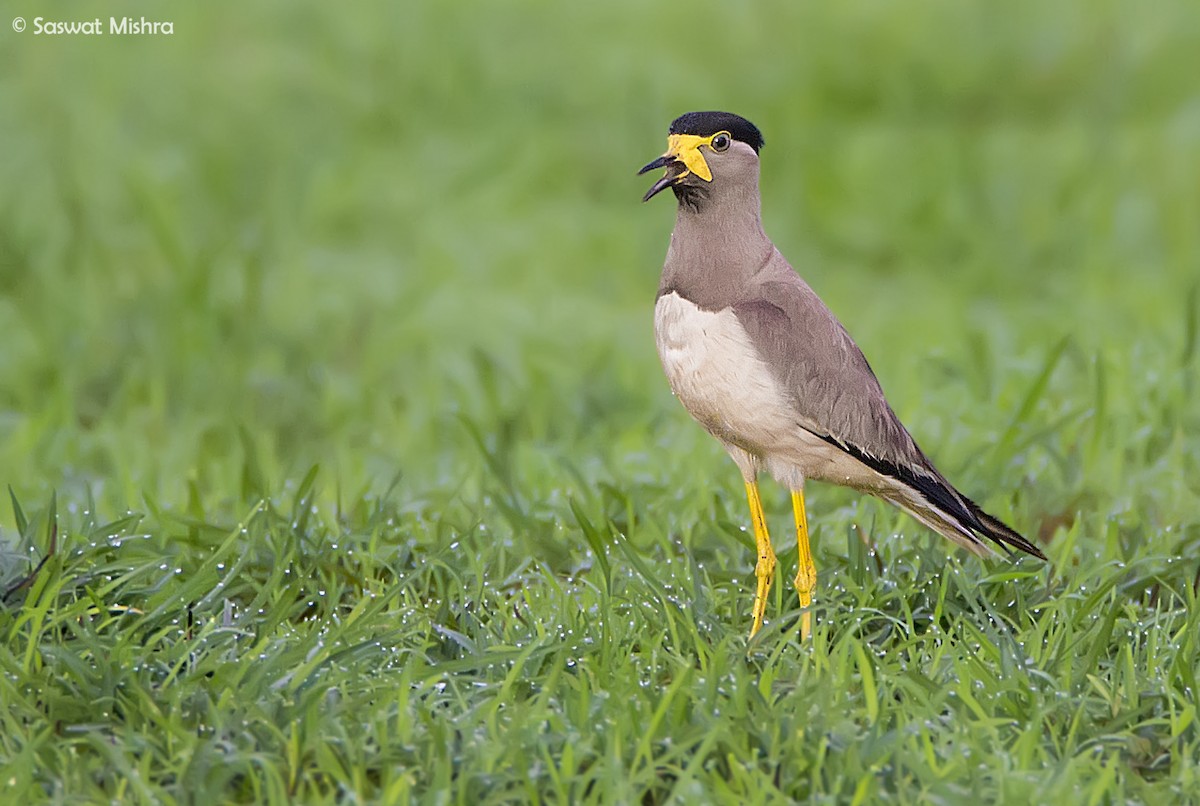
[750,544,776,637]
[792,490,817,641]
[745,479,775,638]
[794,575,813,641]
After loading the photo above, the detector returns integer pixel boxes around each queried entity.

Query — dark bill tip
[638,155,673,176]
[642,174,677,202]
[639,156,686,202]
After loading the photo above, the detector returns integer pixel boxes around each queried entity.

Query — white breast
[654,292,796,451]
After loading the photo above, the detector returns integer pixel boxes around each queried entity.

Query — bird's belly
[654,291,797,453]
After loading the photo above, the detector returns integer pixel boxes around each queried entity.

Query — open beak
[638,134,714,202]
[638,155,687,202]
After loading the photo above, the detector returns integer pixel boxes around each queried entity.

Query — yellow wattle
[665,133,714,182]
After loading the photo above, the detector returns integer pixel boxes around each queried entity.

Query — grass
[2,0,1199,801]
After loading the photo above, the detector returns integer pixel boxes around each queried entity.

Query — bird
[639,111,1047,641]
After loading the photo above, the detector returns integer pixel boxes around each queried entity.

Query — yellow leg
[745,480,776,638]
[791,490,816,640]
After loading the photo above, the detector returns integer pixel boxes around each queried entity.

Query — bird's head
[639,111,765,209]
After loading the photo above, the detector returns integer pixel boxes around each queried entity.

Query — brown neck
[656,182,773,311]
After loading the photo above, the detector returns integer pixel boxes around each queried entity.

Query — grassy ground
[2,0,1199,802]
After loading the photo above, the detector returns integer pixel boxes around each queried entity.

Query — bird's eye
[710,132,731,152]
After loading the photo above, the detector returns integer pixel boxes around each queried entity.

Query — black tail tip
[973,507,1047,560]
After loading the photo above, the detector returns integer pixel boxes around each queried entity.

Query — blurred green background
[3,0,1200,801]
[2,0,1195,521]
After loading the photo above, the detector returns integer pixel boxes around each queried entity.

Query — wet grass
[2,0,1199,801]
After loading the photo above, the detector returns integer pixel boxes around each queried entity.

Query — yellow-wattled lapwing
[640,111,1046,640]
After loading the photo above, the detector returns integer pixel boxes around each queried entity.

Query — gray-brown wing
[732,277,929,472]
[733,275,1047,560]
